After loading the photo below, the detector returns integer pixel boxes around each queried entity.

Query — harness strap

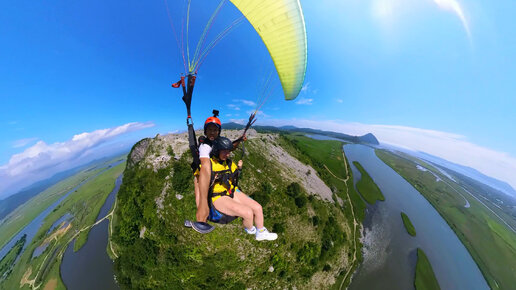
[173,73,200,173]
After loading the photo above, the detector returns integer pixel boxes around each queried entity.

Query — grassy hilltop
[112,131,365,289]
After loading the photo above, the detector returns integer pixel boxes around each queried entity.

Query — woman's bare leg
[233,191,264,229]
[213,196,254,229]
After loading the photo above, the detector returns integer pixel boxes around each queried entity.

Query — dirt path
[20,267,34,288]
[324,152,359,290]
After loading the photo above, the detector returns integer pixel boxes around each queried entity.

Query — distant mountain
[0,167,81,221]
[222,123,380,145]
[380,144,516,199]
[416,152,516,198]
[221,122,245,130]
[359,133,379,145]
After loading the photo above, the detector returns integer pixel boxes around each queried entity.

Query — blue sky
[1,0,515,197]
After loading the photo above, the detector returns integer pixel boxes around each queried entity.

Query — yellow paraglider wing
[229,0,307,100]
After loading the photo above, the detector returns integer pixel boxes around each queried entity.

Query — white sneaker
[245,226,256,234]
[255,227,278,241]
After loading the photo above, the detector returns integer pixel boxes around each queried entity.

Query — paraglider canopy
[170,0,307,101]
[229,0,307,100]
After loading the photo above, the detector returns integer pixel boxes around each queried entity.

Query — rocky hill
[223,123,380,145]
[112,130,364,289]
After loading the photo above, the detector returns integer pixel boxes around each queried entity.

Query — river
[60,174,122,290]
[344,144,488,290]
[0,160,124,261]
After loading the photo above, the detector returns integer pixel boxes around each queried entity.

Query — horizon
[2,0,516,197]
[1,122,515,200]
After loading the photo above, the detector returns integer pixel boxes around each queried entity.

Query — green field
[401,212,416,236]
[376,149,516,289]
[414,248,440,290]
[0,161,116,250]
[352,161,385,204]
[0,156,126,290]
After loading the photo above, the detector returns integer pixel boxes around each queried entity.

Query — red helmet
[204,116,221,135]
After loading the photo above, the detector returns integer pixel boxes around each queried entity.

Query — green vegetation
[166,145,175,157]
[0,156,126,290]
[352,161,385,204]
[401,212,416,236]
[0,234,26,282]
[113,132,364,289]
[414,248,440,290]
[0,165,110,250]
[278,134,366,220]
[376,149,516,289]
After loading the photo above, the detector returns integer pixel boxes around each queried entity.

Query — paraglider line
[180,0,188,75]
[192,0,227,68]
[252,68,274,113]
[256,83,277,113]
[163,0,187,73]
[193,16,243,72]
[186,0,193,72]
[257,69,274,106]
[193,16,244,73]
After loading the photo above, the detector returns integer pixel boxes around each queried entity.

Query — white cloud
[295,98,314,105]
[336,99,343,103]
[229,119,245,125]
[300,82,317,95]
[242,100,256,107]
[233,99,257,107]
[12,137,39,148]
[227,104,241,111]
[246,110,269,118]
[433,0,471,38]
[301,82,310,92]
[0,122,154,197]
[261,118,516,190]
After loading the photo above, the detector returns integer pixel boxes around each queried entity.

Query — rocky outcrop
[113,130,357,289]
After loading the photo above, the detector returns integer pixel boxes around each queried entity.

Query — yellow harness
[207,157,239,202]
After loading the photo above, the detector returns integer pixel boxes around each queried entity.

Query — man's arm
[195,143,212,222]
[231,135,247,151]
[196,157,211,222]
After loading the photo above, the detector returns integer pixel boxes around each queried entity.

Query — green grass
[0,156,126,290]
[0,234,26,282]
[414,248,440,290]
[376,149,516,289]
[352,161,385,204]
[401,212,416,236]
